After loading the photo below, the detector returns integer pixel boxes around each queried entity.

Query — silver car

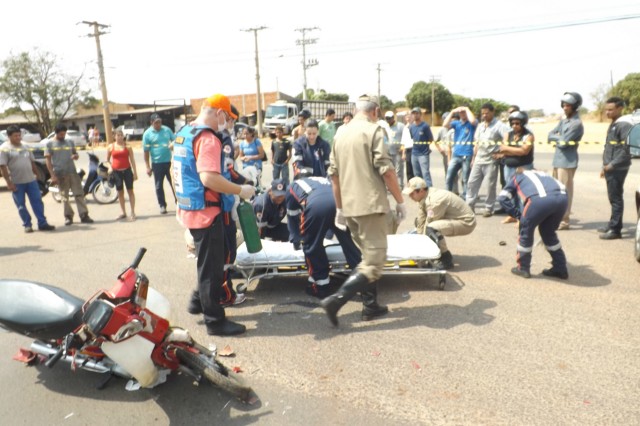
[44,130,88,150]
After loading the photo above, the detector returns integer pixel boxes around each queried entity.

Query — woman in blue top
[239,127,265,181]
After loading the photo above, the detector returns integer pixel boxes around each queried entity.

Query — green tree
[590,83,610,122]
[379,95,393,113]
[609,73,640,112]
[405,81,454,115]
[0,49,94,136]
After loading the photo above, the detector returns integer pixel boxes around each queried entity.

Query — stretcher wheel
[438,274,446,291]
[237,283,247,293]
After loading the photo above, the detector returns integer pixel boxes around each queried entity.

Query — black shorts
[112,168,134,191]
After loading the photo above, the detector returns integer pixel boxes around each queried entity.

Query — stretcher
[232,234,447,292]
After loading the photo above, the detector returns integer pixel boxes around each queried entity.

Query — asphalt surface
[0,149,639,425]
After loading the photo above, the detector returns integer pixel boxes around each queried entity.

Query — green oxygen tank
[237,199,263,253]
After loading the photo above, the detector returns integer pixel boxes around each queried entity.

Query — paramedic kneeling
[403,177,476,270]
[174,93,255,337]
[252,178,289,242]
[498,169,569,279]
[287,176,362,299]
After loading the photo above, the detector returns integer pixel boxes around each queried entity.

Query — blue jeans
[272,162,290,184]
[411,153,432,187]
[445,155,472,199]
[152,162,174,208]
[12,180,48,229]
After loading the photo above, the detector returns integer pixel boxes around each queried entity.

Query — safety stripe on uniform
[523,170,547,197]
[296,179,313,194]
[517,244,533,253]
[546,242,562,251]
[499,189,512,199]
[293,155,303,161]
[287,208,301,216]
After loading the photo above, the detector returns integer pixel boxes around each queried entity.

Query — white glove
[395,202,407,223]
[238,184,256,200]
[335,208,347,231]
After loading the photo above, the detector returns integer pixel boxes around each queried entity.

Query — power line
[295,27,320,100]
[241,26,267,136]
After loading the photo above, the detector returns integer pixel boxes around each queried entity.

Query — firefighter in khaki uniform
[320,94,407,327]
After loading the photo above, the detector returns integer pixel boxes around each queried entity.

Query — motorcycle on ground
[48,152,118,204]
[0,248,254,403]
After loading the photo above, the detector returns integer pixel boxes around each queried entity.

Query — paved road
[1,149,639,425]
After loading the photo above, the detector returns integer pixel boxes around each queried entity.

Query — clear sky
[1,0,639,115]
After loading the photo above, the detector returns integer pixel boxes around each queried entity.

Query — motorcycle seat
[0,280,84,341]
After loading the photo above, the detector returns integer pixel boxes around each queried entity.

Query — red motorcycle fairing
[0,279,84,341]
[107,268,137,299]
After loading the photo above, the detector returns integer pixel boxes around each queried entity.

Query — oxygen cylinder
[237,199,262,253]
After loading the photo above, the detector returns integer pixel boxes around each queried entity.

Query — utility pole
[81,21,113,145]
[295,27,319,101]
[242,26,267,137]
[430,75,441,126]
[377,63,382,102]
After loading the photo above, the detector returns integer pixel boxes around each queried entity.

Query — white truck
[119,120,146,140]
[263,99,356,135]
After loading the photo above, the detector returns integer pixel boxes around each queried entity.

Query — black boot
[187,291,202,315]
[438,250,454,270]
[361,284,388,321]
[320,273,370,327]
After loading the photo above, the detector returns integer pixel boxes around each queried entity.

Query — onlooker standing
[318,108,337,148]
[498,170,569,279]
[107,128,138,221]
[443,106,478,199]
[291,109,310,140]
[270,125,292,183]
[292,119,331,178]
[0,125,55,233]
[341,111,353,125]
[435,111,458,195]
[401,113,415,182]
[321,94,407,327]
[143,113,176,214]
[494,111,534,224]
[408,107,434,186]
[599,97,633,240]
[45,123,94,226]
[88,126,96,147]
[175,93,255,336]
[238,126,265,175]
[466,103,508,217]
[384,111,405,189]
[548,92,584,230]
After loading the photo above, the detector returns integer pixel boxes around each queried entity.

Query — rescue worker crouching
[403,177,477,270]
[286,174,363,299]
[251,178,289,242]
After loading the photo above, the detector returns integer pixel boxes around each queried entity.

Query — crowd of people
[1,92,634,335]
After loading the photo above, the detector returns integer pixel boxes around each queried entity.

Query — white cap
[384,111,394,118]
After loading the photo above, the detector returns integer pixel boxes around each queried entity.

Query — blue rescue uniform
[252,191,289,242]
[498,170,568,275]
[286,177,362,288]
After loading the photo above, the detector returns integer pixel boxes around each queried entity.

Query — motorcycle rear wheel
[175,347,252,402]
[92,181,118,204]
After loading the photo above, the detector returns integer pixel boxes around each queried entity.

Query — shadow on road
[0,245,52,257]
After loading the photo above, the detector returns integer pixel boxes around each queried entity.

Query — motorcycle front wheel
[92,181,118,204]
[175,347,253,403]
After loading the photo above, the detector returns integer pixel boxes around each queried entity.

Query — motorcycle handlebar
[130,248,147,269]
[45,346,65,368]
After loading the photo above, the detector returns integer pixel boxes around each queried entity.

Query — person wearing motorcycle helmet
[493,111,535,223]
[548,92,584,230]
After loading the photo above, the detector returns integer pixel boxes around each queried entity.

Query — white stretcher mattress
[235,234,440,266]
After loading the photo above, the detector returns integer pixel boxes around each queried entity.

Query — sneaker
[64,217,73,226]
[599,230,621,240]
[187,300,202,315]
[221,293,247,308]
[206,320,246,336]
[24,226,34,233]
[597,226,609,233]
[80,215,94,224]
[160,206,167,215]
[482,210,493,218]
[511,267,531,279]
[38,224,56,231]
[542,268,569,280]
